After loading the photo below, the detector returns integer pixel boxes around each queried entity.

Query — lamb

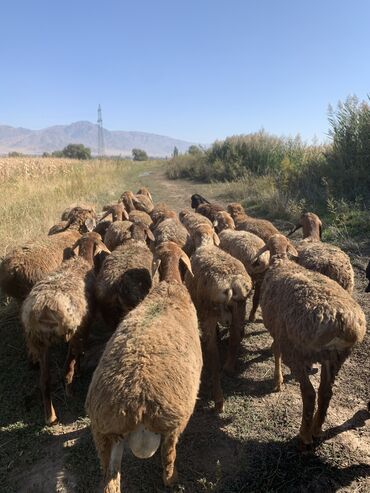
[21,232,110,425]
[120,190,154,214]
[288,212,354,293]
[227,202,281,242]
[86,241,202,491]
[191,193,224,222]
[0,208,97,300]
[186,223,252,412]
[215,211,270,322]
[96,227,157,329]
[104,220,154,252]
[254,234,366,445]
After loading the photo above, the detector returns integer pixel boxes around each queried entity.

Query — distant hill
[0,121,199,157]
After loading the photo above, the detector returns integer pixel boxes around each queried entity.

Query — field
[0,157,369,493]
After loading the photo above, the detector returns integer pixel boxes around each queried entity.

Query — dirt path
[2,163,369,493]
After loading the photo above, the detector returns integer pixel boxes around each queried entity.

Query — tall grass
[0,157,151,256]
[166,96,370,245]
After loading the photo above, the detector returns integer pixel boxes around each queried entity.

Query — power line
[97,104,105,157]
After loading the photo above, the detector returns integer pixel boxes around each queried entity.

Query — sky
[1,0,369,144]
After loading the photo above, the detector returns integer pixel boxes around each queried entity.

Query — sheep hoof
[46,416,58,426]
[248,314,256,322]
[163,467,178,487]
[298,432,313,448]
[273,384,283,392]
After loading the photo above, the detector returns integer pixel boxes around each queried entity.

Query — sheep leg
[224,300,246,375]
[202,313,224,412]
[92,428,123,493]
[65,319,90,395]
[248,278,261,322]
[312,353,347,438]
[272,340,283,392]
[296,367,316,445]
[161,430,179,487]
[39,350,57,425]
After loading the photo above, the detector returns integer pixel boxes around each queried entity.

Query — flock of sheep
[0,187,368,493]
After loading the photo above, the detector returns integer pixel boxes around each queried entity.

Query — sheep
[215,211,270,322]
[227,202,281,242]
[288,212,354,293]
[0,208,97,300]
[21,232,110,425]
[120,190,154,214]
[94,204,129,240]
[186,223,252,412]
[136,186,153,202]
[128,210,153,228]
[179,209,213,232]
[254,234,366,445]
[86,241,201,491]
[104,220,154,252]
[365,260,370,292]
[48,221,68,236]
[150,202,172,224]
[153,217,191,254]
[61,203,96,221]
[190,193,224,222]
[96,229,157,329]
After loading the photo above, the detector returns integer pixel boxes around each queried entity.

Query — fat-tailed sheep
[21,232,110,424]
[227,202,280,242]
[191,194,224,222]
[86,241,202,491]
[255,234,366,445]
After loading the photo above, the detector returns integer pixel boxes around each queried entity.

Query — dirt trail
[3,165,370,493]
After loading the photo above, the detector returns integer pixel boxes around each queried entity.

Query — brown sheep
[255,234,366,445]
[86,242,201,491]
[186,223,252,412]
[128,210,153,228]
[227,202,280,242]
[21,232,110,424]
[120,190,154,214]
[288,212,354,293]
[96,233,157,329]
[0,208,97,300]
[104,221,154,252]
[94,203,129,240]
[191,193,224,222]
[216,211,270,322]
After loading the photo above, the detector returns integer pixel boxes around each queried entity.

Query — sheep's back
[261,261,366,354]
[86,282,202,434]
[235,217,279,242]
[297,241,354,293]
[219,230,269,274]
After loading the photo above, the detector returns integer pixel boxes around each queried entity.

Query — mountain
[0,121,199,157]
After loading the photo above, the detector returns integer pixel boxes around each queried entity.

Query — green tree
[173,146,179,157]
[61,143,91,160]
[188,145,202,156]
[132,148,148,161]
[8,151,24,157]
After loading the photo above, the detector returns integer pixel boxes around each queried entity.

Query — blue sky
[1,0,369,143]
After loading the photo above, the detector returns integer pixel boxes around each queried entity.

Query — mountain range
[0,121,198,157]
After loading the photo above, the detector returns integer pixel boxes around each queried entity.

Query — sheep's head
[191,193,210,209]
[65,207,97,233]
[213,211,235,233]
[227,203,245,218]
[137,187,153,203]
[71,232,110,270]
[98,203,129,222]
[288,212,322,240]
[253,234,298,266]
[151,209,177,230]
[130,222,155,244]
[153,241,193,283]
[192,224,220,248]
[120,191,137,211]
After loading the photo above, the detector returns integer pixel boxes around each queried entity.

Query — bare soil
[1,165,369,493]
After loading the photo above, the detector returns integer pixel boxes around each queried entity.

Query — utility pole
[97,104,105,157]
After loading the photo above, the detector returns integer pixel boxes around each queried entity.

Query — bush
[132,148,148,161]
[61,144,91,160]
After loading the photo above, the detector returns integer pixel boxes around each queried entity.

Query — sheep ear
[213,219,219,229]
[180,253,193,277]
[98,209,112,222]
[152,259,161,277]
[253,244,268,261]
[213,232,220,246]
[94,241,111,257]
[123,208,129,220]
[146,228,155,242]
[287,243,299,258]
[85,218,95,232]
[71,240,80,257]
